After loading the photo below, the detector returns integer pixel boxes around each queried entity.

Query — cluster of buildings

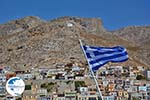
[96,65,150,100]
[0,63,150,100]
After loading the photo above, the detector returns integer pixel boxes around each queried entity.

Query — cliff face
[0,16,149,69]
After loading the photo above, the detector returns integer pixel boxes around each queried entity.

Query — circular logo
[6,77,25,96]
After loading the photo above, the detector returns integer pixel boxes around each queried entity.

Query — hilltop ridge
[0,16,149,69]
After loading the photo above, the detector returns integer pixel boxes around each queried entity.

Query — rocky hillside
[0,16,149,69]
[113,26,150,66]
[112,26,150,45]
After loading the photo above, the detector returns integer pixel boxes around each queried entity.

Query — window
[89,97,96,100]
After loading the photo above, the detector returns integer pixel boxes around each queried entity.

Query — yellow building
[108,84,115,92]
[117,91,129,100]
[22,91,39,100]
[118,91,123,97]
[22,81,44,100]
[123,91,129,98]
[31,83,40,94]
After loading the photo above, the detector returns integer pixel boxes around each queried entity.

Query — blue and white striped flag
[82,45,128,71]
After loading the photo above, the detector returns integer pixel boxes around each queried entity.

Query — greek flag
[83,45,128,71]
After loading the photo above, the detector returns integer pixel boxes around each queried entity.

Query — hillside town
[0,62,150,100]
[0,0,150,99]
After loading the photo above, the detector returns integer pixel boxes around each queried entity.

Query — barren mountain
[113,26,150,66]
[112,26,150,45]
[0,16,149,69]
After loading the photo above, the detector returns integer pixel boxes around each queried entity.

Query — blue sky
[0,0,149,30]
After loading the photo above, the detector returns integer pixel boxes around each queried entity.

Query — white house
[5,95,15,100]
[79,87,88,95]
[47,69,64,75]
[37,88,48,96]
[16,73,32,80]
[24,73,33,80]
[138,86,147,93]
[103,95,115,100]
[137,66,145,72]
[75,75,85,80]
[0,85,6,96]
[146,70,150,81]
[66,22,74,27]
[72,66,80,72]
[103,80,109,87]
[0,74,6,82]
[77,93,100,100]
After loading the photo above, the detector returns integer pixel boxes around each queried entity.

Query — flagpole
[79,39,104,100]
